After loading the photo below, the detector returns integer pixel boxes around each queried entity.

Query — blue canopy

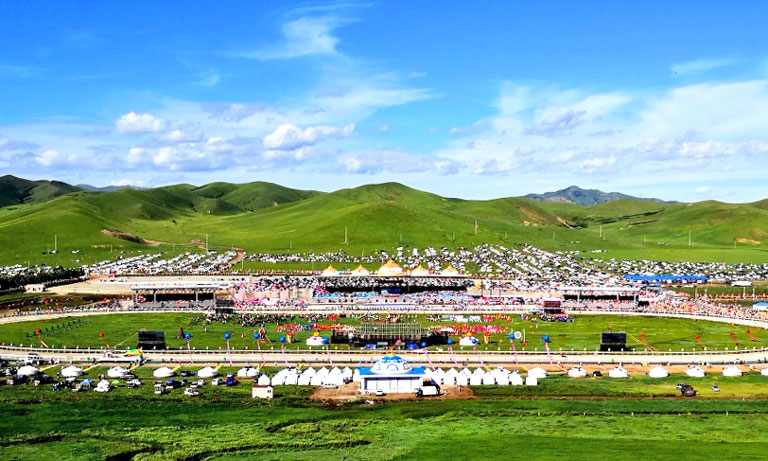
[624,274,708,282]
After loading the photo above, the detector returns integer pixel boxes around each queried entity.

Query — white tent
[317,367,329,377]
[341,367,353,380]
[686,366,706,378]
[17,365,38,376]
[608,366,629,378]
[257,374,271,386]
[459,336,478,346]
[525,376,538,386]
[306,335,325,346]
[61,366,84,378]
[198,366,218,378]
[107,366,129,378]
[509,371,524,386]
[460,367,472,377]
[722,366,743,377]
[352,368,361,382]
[237,367,258,378]
[761,368,768,376]
[527,367,548,379]
[456,374,469,386]
[302,367,316,377]
[647,366,669,378]
[567,367,588,378]
[285,372,299,386]
[495,373,510,386]
[297,375,311,385]
[310,374,323,386]
[481,373,496,385]
[153,367,175,378]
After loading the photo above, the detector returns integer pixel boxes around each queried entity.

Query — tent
[527,367,548,379]
[567,367,588,378]
[306,332,325,346]
[153,367,175,378]
[509,371,524,386]
[321,265,339,276]
[608,366,629,378]
[61,366,84,378]
[761,367,768,377]
[647,366,669,378]
[722,366,743,377]
[410,264,430,276]
[351,264,370,276]
[377,259,404,276]
[753,302,768,312]
[440,264,460,276]
[686,366,706,378]
[17,365,38,376]
[237,367,259,378]
[107,367,129,378]
[257,374,271,386]
[198,366,218,378]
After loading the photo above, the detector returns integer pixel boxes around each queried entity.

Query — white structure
[686,366,706,378]
[61,366,84,378]
[567,367,588,378]
[17,365,38,376]
[527,367,548,379]
[252,385,274,399]
[357,355,426,393]
[107,366,129,378]
[153,367,175,378]
[647,366,669,378]
[761,368,768,376]
[525,376,538,386]
[722,366,743,377]
[198,366,218,378]
[608,366,629,378]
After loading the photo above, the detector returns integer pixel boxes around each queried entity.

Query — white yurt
[341,367,353,380]
[198,366,218,378]
[482,373,496,385]
[608,366,629,378]
[722,366,743,377]
[61,366,84,378]
[272,374,286,386]
[297,374,311,386]
[352,368,361,382]
[528,367,548,379]
[647,366,669,378]
[460,367,472,377]
[525,376,538,386]
[302,367,316,377]
[285,372,299,386]
[257,374,271,386]
[456,373,469,386]
[470,368,485,386]
[310,374,323,386]
[316,367,330,378]
[153,367,175,378]
[509,371,524,386]
[459,336,478,347]
[567,367,588,378]
[686,366,706,378]
[761,368,768,376]
[107,366,129,378]
[17,365,39,376]
[237,367,256,378]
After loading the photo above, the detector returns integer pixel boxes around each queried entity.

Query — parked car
[225,374,238,386]
[375,389,386,396]
[211,378,224,386]
[710,385,720,392]
[126,379,143,389]
[184,386,200,397]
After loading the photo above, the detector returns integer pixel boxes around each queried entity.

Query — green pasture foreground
[4,375,768,460]
[3,313,768,352]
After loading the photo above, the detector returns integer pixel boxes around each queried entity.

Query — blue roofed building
[358,355,426,393]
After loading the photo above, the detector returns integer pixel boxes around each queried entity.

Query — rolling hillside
[0,180,767,267]
[0,175,83,208]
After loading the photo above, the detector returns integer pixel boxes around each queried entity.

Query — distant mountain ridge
[523,185,671,206]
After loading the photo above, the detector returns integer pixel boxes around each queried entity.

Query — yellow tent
[410,264,430,276]
[440,264,459,276]
[351,264,370,276]
[377,259,403,276]
[321,264,339,276]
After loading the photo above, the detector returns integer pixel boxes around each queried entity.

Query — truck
[676,382,697,397]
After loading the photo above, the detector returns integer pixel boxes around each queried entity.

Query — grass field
[1,182,767,268]
[2,313,766,352]
[4,373,768,460]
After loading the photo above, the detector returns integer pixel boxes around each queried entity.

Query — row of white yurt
[608,366,629,379]
[647,366,669,378]
[567,367,588,378]
[686,366,706,378]
[153,366,175,378]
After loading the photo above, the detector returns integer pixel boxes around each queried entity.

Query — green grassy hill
[0,181,767,267]
[0,175,82,208]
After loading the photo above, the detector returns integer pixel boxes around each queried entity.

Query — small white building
[252,385,274,399]
[25,283,45,293]
[357,355,426,393]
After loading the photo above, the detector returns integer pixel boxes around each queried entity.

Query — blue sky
[1,1,768,202]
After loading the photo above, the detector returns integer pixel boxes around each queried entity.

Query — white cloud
[338,151,462,175]
[244,16,343,59]
[379,124,390,132]
[162,129,204,143]
[116,112,167,134]
[109,178,146,187]
[34,150,77,166]
[671,57,733,75]
[263,123,354,151]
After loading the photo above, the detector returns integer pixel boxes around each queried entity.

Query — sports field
[2,313,766,352]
